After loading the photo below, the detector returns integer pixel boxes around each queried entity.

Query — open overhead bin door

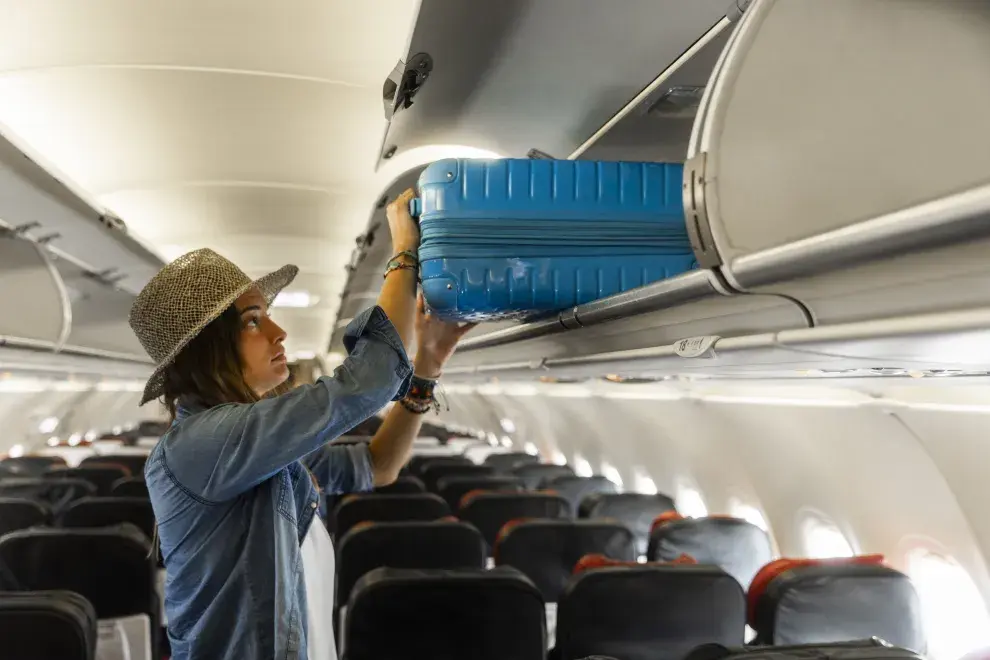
[0,233,70,346]
[686,0,990,342]
[0,125,164,297]
[377,0,739,165]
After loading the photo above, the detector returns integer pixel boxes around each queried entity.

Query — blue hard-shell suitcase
[409,158,698,322]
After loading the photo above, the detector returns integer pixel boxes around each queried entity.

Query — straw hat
[129,248,298,406]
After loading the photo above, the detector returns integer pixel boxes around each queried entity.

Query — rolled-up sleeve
[342,306,413,400]
[162,306,412,502]
[304,442,375,495]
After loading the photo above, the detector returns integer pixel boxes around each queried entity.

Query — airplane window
[523,442,539,456]
[632,470,658,495]
[800,514,854,558]
[675,482,708,518]
[499,418,516,434]
[499,436,513,448]
[573,454,594,477]
[907,549,990,660]
[728,497,770,532]
[551,450,568,466]
[600,462,624,489]
[7,444,24,458]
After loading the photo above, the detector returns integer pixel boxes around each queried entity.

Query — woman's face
[234,287,289,395]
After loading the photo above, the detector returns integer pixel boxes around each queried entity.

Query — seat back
[458,492,572,548]
[373,475,425,494]
[556,564,745,660]
[0,498,52,537]
[484,452,541,474]
[44,466,130,496]
[344,566,546,660]
[749,556,925,650]
[512,463,575,490]
[332,493,450,540]
[0,526,157,623]
[80,454,147,476]
[59,497,155,541]
[437,475,522,511]
[0,456,66,476]
[546,475,619,514]
[648,515,773,588]
[420,463,494,492]
[0,478,96,514]
[336,519,485,605]
[581,493,676,555]
[110,477,150,498]
[407,454,471,478]
[494,520,636,602]
[0,591,97,660]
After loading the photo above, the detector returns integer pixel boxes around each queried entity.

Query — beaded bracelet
[383,250,420,279]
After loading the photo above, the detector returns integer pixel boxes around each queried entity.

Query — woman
[127,188,474,660]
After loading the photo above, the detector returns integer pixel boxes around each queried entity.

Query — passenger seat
[648,513,773,588]
[335,519,486,652]
[458,491,572,551]
[494,519,637,647]
[747,555,925,650]
[344,566,545,660]
[579,492,676,556]
[331,493,449,539]
[554,557,745,660]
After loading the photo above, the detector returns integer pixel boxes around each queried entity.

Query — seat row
[0,495,155,541]
[331,517,925,660]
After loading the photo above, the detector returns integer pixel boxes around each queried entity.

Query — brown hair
[160,304,260,421]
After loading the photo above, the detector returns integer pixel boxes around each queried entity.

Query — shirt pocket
[275,469,297,523]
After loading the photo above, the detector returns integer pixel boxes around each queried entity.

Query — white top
[301,516,337,660]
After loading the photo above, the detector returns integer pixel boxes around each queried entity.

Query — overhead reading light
[272,291,319,308]
[38,417,59,434]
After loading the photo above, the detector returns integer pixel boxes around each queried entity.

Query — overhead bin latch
[683,151,724,269]
[727,0,753,23]
[673,335,720,359]
[382,52,434,122]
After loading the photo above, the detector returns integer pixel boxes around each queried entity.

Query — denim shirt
[144,306,412,660]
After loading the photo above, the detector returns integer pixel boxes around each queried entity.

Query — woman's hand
[386,188,420,255]
[413,292,476,378]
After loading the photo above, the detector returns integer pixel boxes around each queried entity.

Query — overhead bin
[0,233,70,345]
[685,0,990,324]
[53,259,149,360]
[425,0,990,378]
[0,125,164,296]
[376,0,738,166]
[443,306,990,384]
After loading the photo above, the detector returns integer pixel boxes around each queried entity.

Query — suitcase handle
[408,197,422,219]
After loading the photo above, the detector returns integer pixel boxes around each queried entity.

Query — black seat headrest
[512,463,575,490]
[495,519,636,602]
[0,526,156,621]
[336,519,485,604]
[648,516,773,588]
[345,566,546,660]
[755,561,925,650]
[557,564,745,660]
[332,493,450,540]
[0,591,97,660]
[458,492,572,548]
[436,475,523,510]
[544,475,618,513]
[420,464,494,492]
[483,452,541,474]
[58,497,155,541]
[579,493,676,555]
